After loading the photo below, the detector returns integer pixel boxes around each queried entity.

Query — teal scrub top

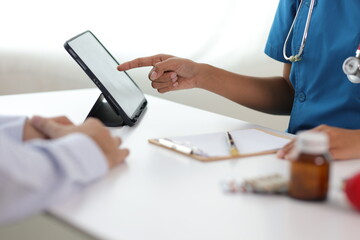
[265,0,360,134]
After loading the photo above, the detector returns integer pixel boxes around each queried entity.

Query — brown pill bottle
[288,132,331,201]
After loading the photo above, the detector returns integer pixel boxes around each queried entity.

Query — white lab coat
[0,116,107,224]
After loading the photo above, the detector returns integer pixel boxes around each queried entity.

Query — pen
[226,131,239,156]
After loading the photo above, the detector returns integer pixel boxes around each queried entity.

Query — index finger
[117,54,173,71]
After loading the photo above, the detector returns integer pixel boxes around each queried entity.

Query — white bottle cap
[296,131,329,154]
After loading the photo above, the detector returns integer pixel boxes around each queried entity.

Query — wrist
[23,118,47,141]
[195,63,215,89]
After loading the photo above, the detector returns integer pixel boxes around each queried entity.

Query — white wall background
[0,0,289,130]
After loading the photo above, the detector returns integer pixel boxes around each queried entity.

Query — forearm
[0,133,107,224]
[196,64,294,115]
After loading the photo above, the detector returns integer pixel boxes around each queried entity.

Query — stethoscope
[283,0,360,83]
[343,46,360,83]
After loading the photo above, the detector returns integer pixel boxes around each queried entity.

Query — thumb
[30,116,66,138]
[149,58,179,80]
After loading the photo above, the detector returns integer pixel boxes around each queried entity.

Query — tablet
[64,30,147,126]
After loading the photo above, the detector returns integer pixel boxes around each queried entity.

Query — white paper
[169,129,291,157]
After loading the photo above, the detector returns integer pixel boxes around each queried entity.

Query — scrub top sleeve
[264,0,299,63]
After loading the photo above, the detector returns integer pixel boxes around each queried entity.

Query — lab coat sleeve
[0,127,108,224]
[0,115,27,141]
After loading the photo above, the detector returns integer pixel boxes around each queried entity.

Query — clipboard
[148,128,293,161]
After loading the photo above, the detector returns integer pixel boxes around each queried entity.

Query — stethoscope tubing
[283,0,315,62]
[282,0,360,83]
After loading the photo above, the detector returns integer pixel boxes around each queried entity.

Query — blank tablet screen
[67,31,145,118]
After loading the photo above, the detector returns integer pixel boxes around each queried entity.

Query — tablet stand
[86,93,124,127]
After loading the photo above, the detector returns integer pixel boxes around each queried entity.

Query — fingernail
[150,71,158,80]
[170,72,177,79]
[173,82,179,87]
[170,72,178,82]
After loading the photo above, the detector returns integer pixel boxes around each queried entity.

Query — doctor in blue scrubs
[117,0,360,160]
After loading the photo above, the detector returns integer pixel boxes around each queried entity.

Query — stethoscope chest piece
[343,45,360,84]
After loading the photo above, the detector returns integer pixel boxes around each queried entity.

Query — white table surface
[1,88,360,240]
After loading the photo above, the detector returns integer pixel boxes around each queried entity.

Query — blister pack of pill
[221,174,288,194]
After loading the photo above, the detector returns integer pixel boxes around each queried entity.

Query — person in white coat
[0,115,129,224]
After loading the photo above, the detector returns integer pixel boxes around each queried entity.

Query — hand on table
[30,116,129,169]
[23,116,74,141]
[277,125,360,161]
